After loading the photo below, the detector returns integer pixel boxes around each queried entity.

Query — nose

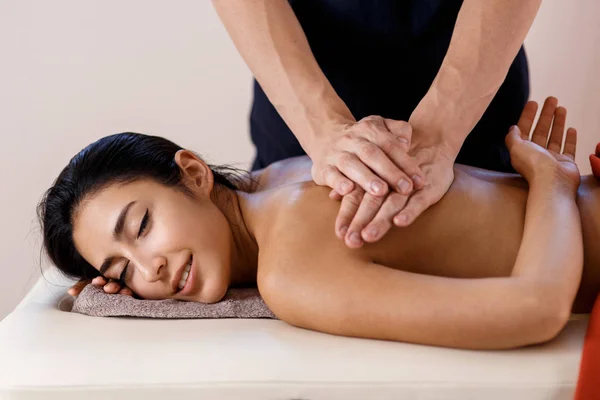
[131,253,167,282]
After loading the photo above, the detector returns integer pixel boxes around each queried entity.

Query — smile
[178,256,193,290]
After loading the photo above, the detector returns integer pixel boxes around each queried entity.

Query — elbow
[522,288,572,345]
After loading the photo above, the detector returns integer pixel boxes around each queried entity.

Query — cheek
[175,202,231,249]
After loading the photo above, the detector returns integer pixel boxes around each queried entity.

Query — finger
[329,189,343,201]
[103,280,122,294]
[385,151,425,190]
[91,276,107,286]
[505,126,523,152]
[563,128,577,160]
[365,137,425,191]
[361,192,409,243]
[344,192,386,248]
[68,280,89,296]
[517,101,539,139]
[382,118,412,150]
[317,164,355,196]
[393,190,433,227]
[547,106,567,153]
[596,142,600,157]
[369,130,425,190]
[119,287,134,296]
[334,187,365,239]
[350,118,425,193]
[335,150,389,196]
[531,96,558,146]
[349,138,418,195]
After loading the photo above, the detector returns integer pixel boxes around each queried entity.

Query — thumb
[384,119,412,147]
[505,125,522,151]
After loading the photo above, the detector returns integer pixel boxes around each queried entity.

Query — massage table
[0,269,589,399]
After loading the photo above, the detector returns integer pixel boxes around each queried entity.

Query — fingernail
[367,227,378,238]
[397,137,409,145]
[397,179,411,194]
[371,180,383,194]
[349,232,361,244]
[339,226,348,236]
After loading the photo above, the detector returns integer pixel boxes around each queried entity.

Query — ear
[174,150,214,193]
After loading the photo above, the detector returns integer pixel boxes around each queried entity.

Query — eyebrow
[99,200,136,275]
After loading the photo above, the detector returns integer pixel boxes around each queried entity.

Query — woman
[39,98,600,350]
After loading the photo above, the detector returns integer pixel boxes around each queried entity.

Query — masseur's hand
[68,277,133,297]
[334,130,457,247]
[327,127,455,248]
[310,116,425,200]
[309,116,426,247]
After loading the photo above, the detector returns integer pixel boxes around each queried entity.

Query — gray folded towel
[72,284,277,319]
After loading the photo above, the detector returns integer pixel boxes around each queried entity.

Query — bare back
[252,162,600,313]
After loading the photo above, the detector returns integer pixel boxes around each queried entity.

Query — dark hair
[37,132,255,281]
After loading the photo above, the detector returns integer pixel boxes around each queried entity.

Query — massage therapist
[212,0,542,248]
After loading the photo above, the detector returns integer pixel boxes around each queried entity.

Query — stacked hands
[70,96,599,297]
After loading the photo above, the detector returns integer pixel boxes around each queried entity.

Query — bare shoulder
[255,181,369,304]
[252,155,313,192]
[258,180,362,265]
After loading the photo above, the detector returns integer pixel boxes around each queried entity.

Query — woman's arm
[260,130,583,350]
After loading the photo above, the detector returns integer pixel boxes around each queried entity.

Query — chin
[193,278,229,304]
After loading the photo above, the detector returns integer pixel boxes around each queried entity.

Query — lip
[172,255,192,294]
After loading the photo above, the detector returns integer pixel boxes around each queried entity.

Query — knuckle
[359,141,380,159]
[340,132,355,143]
[361,117,384,131]
[348,195,364,208]
[317,165,334,184]
[379,138,401,155]
[364,194,383,209]
[362,119,376,130]
[343,194,362,208]
[338,152,356,168]
[387,193,407,209]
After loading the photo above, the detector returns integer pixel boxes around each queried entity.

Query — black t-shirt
[249,0,529,172]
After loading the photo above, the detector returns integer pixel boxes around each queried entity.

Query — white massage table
[0,270,588,399]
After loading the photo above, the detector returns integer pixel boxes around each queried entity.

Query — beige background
[0,0,598,321]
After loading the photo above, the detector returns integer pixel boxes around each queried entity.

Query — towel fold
[72,284,277,319]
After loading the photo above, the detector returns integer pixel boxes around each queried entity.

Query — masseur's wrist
[408,100,465,157]
[408,109,462,161]
[302,113,356,160]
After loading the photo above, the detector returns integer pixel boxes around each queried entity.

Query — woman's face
[72,153,233,303]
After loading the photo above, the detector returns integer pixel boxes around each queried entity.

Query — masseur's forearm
[211,0,354,154]
[410,0,542,151]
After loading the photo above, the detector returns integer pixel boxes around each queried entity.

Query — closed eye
[137,209,150,238]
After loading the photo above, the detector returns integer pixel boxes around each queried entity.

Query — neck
[212,186,260,287]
